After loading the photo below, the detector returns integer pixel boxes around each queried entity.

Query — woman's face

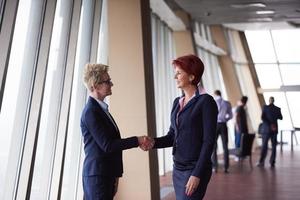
[93,72,113,100]
[174,65,192,89]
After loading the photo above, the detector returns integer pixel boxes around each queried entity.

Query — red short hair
[172,54,204,85]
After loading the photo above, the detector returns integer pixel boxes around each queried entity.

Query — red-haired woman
[153,55,218,200]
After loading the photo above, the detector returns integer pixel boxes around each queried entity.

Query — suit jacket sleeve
[83,107,139,153]
[153,126,175,148]
[261,105,269,123]
[153,98,179,148]
[278,108,283,120]
[192,96,218,177]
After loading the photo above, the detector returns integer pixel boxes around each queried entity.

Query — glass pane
[255,64,282,89]
[234,64,246,94]
[280,64,300,85]
[0,0,4,28]
[30,0,72,198]
[152,12,178,177]
[245,31,277,63]
[286,92,300,127]
[200,49,214,93]
[60,0,98,198]
[272,30,300,63]
[0,0,38,197]
[97,0,108,64]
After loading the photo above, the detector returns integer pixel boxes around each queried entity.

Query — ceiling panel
[166,0,300,29]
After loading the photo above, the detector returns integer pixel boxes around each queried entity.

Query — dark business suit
[258,103,283,166]
[80,96,139,200]
[154,91,218,200]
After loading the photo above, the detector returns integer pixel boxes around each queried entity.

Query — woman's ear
[91,84,96,91]
[189,75,194,82]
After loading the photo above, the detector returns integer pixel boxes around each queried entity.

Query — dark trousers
[173,167,212,200]
[83,175,115,200]
[259,132,277,165]
[212,123,229,170]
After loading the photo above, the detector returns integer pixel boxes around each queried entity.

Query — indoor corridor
[1,0,300,199]
[161,145,300,200]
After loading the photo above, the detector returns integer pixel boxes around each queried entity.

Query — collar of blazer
[181,89,201,112]
[172,91,203,137]
[175,89,202,116]
[88,96,120,133]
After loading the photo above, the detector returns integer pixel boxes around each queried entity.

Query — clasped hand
[138,136,154,151]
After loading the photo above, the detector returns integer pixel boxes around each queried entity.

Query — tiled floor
[160,146,300,200]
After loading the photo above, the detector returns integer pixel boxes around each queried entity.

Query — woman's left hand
[185,175,200,196]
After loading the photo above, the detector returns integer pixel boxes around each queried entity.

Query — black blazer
[80,97,139,177]
[261,104,283,134]
[154,92,218,178]
[235,105,248,134]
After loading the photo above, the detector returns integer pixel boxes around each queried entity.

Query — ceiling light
[231,3,266,9]
[248,17,273,22]
[256,10,275,15]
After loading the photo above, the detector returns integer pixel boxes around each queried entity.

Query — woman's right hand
[138,136,154,151]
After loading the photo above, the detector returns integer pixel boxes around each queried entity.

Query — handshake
[137,136,155,151]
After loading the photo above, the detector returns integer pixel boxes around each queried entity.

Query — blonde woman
[80,63,150,200]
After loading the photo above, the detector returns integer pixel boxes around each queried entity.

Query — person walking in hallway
[149,54,218,200]
[234,96,249,149]
[211,90,233,173]
[257,96,283,168]
[80,63,152,200]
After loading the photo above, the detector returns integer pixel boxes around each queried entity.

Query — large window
[151,13,179,176]
[0,0,42,198]
[227,29,265,136]
[0,0,107,199]
[246,30,300,142]
[194,23,226,97]
[30,0,74,198]
[194,22,239,151]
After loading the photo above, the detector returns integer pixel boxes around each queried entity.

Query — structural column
[107,0,159,199]
[211,25,262,132]
[173,11,195,56]
[211,25,242,103]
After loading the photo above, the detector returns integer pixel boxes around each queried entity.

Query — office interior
[0,0,300,199]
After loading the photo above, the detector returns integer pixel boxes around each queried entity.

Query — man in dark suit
[257,96,283,167]
[80,63,152,200]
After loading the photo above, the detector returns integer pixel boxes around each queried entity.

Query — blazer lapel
[171,99,180,131]
[179,90,201,114]
[180,96,199,113]
[106,112,120,133]
[89,97,120,134]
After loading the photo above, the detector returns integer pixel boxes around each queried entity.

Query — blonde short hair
[83,63,109,91]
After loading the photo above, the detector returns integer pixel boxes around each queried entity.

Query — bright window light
[256,10,275,15]
[231,3,266,8]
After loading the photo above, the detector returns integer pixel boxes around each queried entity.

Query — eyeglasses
[100,79,113,85]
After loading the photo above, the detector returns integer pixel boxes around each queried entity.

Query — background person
[211,90,233,173]
[234,96,248,149]
[257,96,283,167]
